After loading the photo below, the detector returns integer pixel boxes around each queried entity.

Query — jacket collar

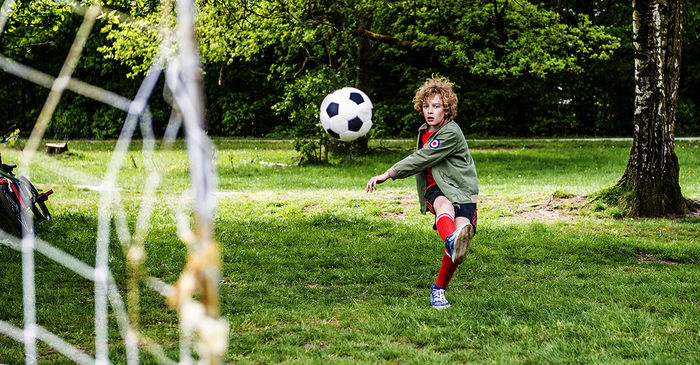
[418,119,453,133]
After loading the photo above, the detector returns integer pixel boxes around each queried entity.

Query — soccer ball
[319,87,373,142]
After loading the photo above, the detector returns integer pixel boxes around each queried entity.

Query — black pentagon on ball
[326,128,340,139]
[326,102,339,117]
[349,92,365,105]
[348,117,364,132]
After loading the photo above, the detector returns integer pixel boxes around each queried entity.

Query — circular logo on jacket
[429,139,440,149]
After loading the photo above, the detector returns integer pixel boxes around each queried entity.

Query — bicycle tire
[0,183,33,234]
[18,176,51,220]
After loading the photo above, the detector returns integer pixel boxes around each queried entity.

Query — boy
[366,76,478,309]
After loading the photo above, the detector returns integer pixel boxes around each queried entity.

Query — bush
[273,67,350,163]
[48,101,122,139]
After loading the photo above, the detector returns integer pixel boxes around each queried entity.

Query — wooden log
[45,142,68,154]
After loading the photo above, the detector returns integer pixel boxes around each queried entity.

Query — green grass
[0,139,698,363]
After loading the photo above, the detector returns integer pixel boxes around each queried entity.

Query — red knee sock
[435,212,455,241]
[434,213,458,288]
[435,251,458,288]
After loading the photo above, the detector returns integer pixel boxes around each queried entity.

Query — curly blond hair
[412,76,458,119]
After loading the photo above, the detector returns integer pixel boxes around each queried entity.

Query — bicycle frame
[0,124,53,233]
[0,173,26,210]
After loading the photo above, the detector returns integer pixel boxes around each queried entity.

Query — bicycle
[0,124,53,233]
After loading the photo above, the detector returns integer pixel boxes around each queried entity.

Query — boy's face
[422,94,447,131]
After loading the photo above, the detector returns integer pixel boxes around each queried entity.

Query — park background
[1,1,699,363]
[0,1,698,141]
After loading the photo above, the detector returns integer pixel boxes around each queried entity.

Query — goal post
[0,0,228,363]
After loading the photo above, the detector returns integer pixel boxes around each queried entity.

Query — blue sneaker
[445,223,474,264]
[430,284,450,309]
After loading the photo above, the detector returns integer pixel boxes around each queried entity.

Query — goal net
[0,0,227,363]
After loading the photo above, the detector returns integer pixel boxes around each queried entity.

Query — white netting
[0,0,227,363]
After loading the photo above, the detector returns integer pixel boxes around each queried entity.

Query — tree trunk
[353,11,373,152]
[326,11,374,157]
[618,0,692,217]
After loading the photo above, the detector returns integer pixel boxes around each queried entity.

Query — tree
[615,0,694,217]
[3,1,629,140]
[0,0,165,138]
[99,1,619,140]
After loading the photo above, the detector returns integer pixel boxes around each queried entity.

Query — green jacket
[387,120,478,214]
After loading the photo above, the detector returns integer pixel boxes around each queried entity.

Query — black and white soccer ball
[319,87,373,142]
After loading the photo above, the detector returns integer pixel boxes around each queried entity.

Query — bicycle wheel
[0,183,32,234]
[18,176,51,220]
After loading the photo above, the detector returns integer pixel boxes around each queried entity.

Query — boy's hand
[366,172,389,192]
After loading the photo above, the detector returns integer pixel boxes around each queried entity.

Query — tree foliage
[95,0,622,149]
[0,0,698,141]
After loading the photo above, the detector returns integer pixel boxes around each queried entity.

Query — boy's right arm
[366,171,391,192]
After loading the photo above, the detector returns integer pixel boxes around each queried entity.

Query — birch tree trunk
[618,0,693,217]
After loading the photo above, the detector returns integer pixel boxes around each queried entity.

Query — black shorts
[425,184,477,230]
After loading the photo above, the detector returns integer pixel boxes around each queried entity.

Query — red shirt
[421,129,437,190]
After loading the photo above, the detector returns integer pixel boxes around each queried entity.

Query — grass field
[0,139,699,363]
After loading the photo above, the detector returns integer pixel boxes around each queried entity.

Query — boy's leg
[447,219,474,265]
[435,211,455,241]
[435,250,457,288]
[432,196,455,240]
[445,204,477,264]
[433,196,458,289]
[432,203,478,308]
